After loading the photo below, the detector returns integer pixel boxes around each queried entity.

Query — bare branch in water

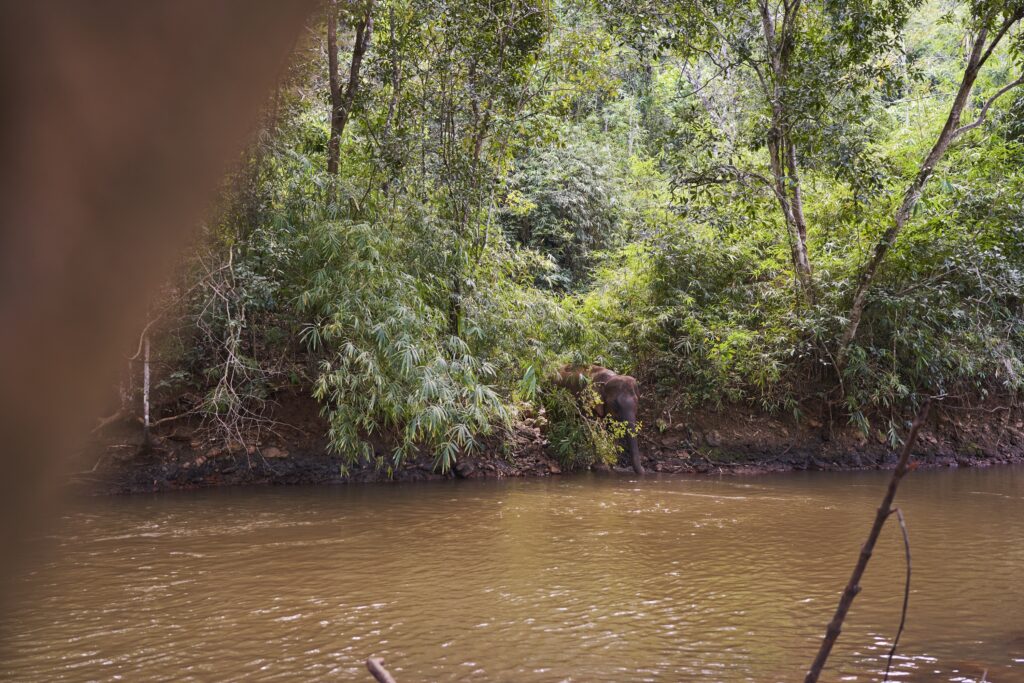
[804,401,930,683]
[883,507,912,682]
[367,657,398,683]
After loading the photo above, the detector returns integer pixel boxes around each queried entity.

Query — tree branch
[138,411,194,428]
[804,401,930,683]
[129,316,160,361]
[835,12,1023,362]
[366,657,398,683]
[92,408,128,434]
[977,12,1022,69]
[883,507,912,683]
[953,75,1024,138]
[674,164,775,192]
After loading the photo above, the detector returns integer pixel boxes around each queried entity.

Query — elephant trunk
[625,426,644,475]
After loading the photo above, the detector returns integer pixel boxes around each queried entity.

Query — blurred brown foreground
[0,0,315,599]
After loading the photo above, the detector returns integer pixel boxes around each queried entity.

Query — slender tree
[758,0,815,303]
[327,0,376,175]
[838,4,1024,363]
[607,0,916,304]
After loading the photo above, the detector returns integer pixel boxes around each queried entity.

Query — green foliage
[297,212,518,471]
[499,133,622,289]
[839,128,1024,416]
[541,385,620,470]
[155,0,1024,464]
[577,228,804,412]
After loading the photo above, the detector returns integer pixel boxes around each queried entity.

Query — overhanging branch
[953,75,1024,138]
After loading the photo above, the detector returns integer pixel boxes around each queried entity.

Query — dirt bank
[638,402,1024,475]
[71,389,1024,494]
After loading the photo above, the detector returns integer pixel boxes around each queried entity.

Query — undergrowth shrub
[298,216,510,472]
[541,385,620,470]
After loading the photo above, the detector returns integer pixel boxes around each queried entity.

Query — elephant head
[556,365,645,474]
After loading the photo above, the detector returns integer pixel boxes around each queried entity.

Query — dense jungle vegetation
[138,0,1024,472]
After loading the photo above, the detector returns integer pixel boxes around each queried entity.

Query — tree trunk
[326,1,341,175]
[767,131,814,300]
[449,271,462,338]
[836,14,1022,364]
[327,0,375,176]
[142,333,151,450]
[383,4,400,140]
[760,0,814,304]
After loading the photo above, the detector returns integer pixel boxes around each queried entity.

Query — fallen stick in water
[883,507,912,682]
[367,657,398,683]
[804,401,930,683]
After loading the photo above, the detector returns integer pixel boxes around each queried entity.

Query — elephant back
[556,364,612,392]
[556,364,637,398]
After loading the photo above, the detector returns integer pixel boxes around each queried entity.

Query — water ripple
[2,468,1024,681]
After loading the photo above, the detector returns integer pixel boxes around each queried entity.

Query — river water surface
[2,467,1023,682]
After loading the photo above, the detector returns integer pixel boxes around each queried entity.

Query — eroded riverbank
[74,391,1024,494]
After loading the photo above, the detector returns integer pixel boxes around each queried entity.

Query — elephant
[555,365,645,474]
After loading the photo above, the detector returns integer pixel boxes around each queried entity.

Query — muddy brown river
[2,467,1023,682]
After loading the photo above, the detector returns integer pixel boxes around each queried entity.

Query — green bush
[541,385,620,470]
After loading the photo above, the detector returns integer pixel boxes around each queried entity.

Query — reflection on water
[2,467,1023,681]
